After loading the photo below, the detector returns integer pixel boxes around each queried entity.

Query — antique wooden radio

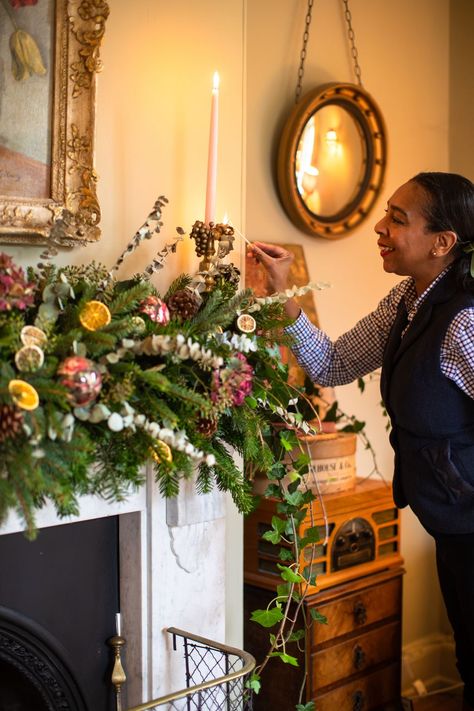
[244,477,402,592]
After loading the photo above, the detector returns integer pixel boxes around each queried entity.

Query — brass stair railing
[120,627,255,711]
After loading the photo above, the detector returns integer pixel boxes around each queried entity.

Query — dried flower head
[0,252,36,311]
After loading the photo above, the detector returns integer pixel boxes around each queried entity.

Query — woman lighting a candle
[249,171,474,711]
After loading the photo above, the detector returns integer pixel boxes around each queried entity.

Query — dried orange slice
[20,325,47,348]
[149,440,173,464]
[8,379,40,410]
[236,313,256,333]
[15,345,44,372]
[79,301,111,331]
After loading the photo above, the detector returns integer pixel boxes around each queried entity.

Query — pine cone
[0,404,24,442]
[215,263,241,298]
[168,289,200,321]
[196,416,218,438]
[217,263,240,286]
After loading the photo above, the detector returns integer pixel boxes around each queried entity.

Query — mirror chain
[295,0,363,104]
[295,0,315,104]
[342,0,363,86]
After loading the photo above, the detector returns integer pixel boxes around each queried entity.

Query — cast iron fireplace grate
[0,607,87,711]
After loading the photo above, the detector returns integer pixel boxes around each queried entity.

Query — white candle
[205,72,219,225]
[115,612,121,636]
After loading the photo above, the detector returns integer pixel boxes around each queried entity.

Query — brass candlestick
[108,634,127,711]
[190,221,235,292]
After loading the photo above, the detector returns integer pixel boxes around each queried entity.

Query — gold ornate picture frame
[0,0,109,247]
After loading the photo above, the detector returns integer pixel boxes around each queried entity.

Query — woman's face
[374,180,439,285]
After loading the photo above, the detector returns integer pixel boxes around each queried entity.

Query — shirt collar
[403,266,452,320]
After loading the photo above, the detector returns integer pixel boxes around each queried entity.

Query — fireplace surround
[0,465,231,709]
[0,516,119,710]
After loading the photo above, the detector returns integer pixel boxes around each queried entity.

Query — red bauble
[57,356,102,407]
[139,296,170,325]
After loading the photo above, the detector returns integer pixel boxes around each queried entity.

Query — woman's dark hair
[411,171,474,290]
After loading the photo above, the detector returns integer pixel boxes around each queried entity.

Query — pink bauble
[57,356,102,407]
[139,296,170,325]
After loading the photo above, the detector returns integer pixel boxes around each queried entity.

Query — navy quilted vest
[381,268,474,534]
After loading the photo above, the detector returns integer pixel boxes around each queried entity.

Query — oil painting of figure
[0,0,53,200]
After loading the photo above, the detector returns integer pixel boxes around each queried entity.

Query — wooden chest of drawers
[244,567,404,710]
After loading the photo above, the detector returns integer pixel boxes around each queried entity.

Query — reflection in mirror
[296,105,365,217]
[278,83,387,239]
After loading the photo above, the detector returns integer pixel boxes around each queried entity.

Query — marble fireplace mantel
[0,464,230,707]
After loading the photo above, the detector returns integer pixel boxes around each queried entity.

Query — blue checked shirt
[286,269,474,400]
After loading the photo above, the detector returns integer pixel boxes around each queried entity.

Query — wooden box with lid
[245,476,403,592]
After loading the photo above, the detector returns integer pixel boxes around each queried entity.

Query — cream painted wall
[450,0,474,180]
[245,0,450,647]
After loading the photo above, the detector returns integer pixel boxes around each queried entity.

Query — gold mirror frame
[0,0,109,247]
[277,83,387,239]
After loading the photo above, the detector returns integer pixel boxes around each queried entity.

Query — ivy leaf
[296,703,316,711]
[302,568,317,586]
[246,395,258,409]
[268,462,287,480]
[310,608,328,625]
[262,516,287,544]
[294,452,310,469]
[277,564,305,584]
[269,651,299,666]
[276,582,291,598]
[284,490,304,507]
[341,419,365,433]
[279,429,296,452]
[263,483,280,498]
[246,672,261,694]
[299,525,321,548]
[262,529,281,544]
[279,547,294,562]
[271,515,287,534]
[323,401,339,422]
[250,606,284,628]
[288,628,306,642]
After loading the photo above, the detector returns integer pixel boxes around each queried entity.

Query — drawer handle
[353,600,367,625]
[352,689,365,711]
[353,644,366,670]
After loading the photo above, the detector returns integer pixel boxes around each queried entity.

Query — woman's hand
[247,241,294,293]
[247,241,301,321]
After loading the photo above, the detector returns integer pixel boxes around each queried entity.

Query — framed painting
[0,0,109,246]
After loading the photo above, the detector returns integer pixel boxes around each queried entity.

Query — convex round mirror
[277,83,387,238]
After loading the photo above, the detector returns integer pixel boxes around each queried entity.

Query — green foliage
[250,606,284,628]
[310,608,328,625]
[0,244,326,538]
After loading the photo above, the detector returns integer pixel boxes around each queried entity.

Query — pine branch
[137,370,211,412]
[210,439,255,514]
[187,289,224,333]
[108,280,154,316]
[164,273,192,300]
[82,330,118,356]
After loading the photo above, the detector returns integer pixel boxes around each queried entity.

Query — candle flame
[213,71,220,91]
[223,212,229,224]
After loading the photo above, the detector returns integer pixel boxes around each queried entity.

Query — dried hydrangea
[0,253,36,311]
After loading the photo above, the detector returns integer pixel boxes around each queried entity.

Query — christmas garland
[0,198,325,537]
